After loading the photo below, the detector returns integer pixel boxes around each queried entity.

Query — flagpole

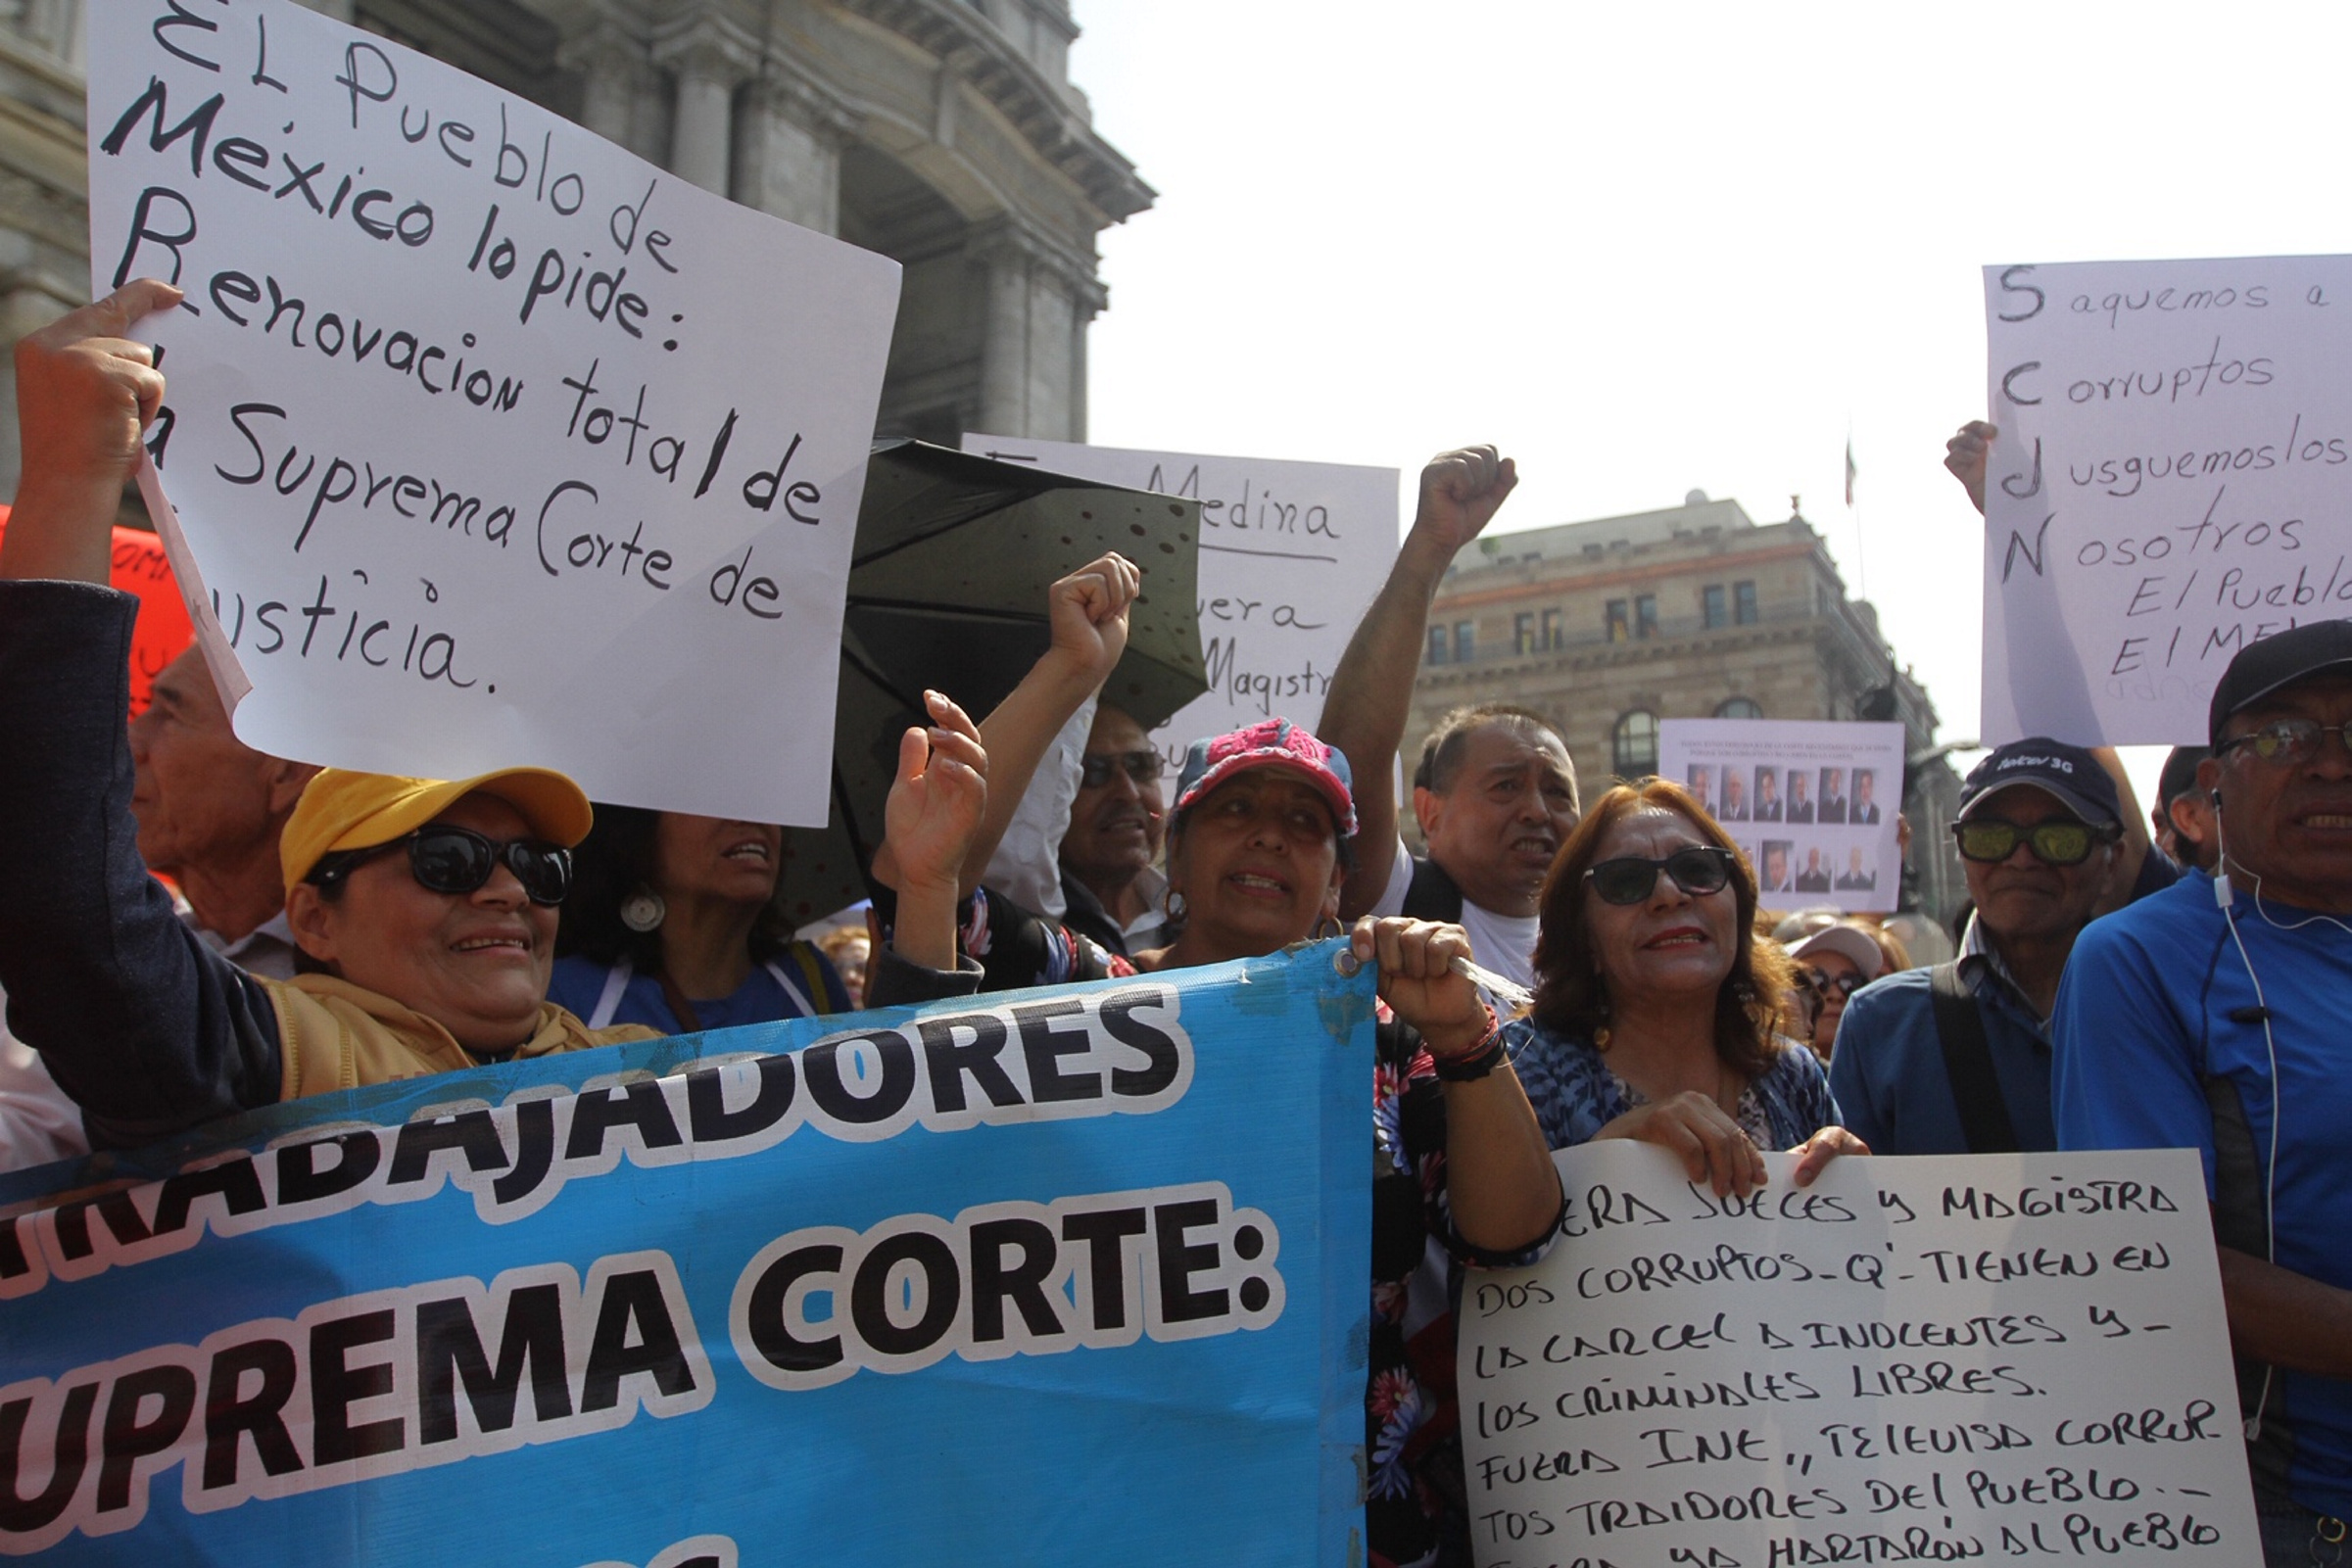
[1846,423,1866,600]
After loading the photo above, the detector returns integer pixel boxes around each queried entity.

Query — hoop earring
[1314,916,1343,941]
[620,887,667,933]
[1165,890,1188,923]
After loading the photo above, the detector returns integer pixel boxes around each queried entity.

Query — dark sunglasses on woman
[1949,817,2116,867]
[308,826,575,905]
[1586,844,1737,905]
[1808,967,1866,998]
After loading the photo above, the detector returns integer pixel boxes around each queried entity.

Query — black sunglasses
[1586,845,1737,905]
[1080,749,1165,788]
[310,825,574,905]
[1807,967,1866,998]
[1950,817,2115,867]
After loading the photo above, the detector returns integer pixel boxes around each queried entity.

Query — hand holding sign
[0,281,178,586]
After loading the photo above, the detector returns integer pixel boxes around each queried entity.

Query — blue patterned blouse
[1502,1017,1843,1153]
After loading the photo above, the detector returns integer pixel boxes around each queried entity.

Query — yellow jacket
[265,974,659,1100]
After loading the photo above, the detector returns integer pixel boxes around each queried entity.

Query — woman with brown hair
[1494,779,1864,1196]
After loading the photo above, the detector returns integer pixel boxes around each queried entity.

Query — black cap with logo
[2207,621,2352,746]
[1956,738,2122,828]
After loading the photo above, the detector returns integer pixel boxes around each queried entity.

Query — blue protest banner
[0,944,1373,1565]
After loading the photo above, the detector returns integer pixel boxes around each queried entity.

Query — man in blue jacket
[1829,737,2122,1155]
[2054,623,2352,1563]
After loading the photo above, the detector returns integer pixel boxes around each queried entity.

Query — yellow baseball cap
[280,767,595,895]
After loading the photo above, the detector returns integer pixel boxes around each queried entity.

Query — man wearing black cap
[1828,737,2123,1156]
[2055,623,2352,1561]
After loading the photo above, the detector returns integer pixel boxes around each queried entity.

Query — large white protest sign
[963,436,1400,759]
[1982,256,2352,745]
[1460,1142,2257,1566]
[86,1,901,823]
[1660,719,1904,913]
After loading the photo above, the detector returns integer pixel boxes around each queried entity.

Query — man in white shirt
[1320,447,1579,995]
[0,646,313,1170]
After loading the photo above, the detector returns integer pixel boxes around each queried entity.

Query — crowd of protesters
[0,284,2345,1567]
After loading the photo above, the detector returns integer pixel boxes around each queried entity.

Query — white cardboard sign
[1460,1142,2257,1566]
[962,435,1400,760]
[86,0,901,823]
[1659,719,1905,913]
[1982,256,2352,746]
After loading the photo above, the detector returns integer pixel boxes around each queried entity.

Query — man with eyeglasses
[2053,623,2352,1564]
[1828,737,2123,1157]
[1054,703,1174,958]
[0,281,983,1147]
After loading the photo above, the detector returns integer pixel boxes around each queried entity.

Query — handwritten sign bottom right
[1458,1144,2256,1566]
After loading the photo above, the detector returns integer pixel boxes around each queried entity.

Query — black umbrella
[776,441,1204,925]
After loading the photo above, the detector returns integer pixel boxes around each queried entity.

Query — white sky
[1067,1,2352,812]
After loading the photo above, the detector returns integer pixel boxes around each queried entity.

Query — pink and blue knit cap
[1173,717,1358,838]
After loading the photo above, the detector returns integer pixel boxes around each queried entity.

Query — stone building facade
[1412,492,1967,921]
[0,0,1147,495]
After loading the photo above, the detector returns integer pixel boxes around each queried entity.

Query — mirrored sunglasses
[1949,818,2111,867]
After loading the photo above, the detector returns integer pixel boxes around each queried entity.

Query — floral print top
[1369,1017,1558,1567]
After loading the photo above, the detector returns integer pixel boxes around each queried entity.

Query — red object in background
[0,505,195,716]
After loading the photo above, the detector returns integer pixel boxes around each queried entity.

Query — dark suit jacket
[1819,795,1848,824]
[1788,801,1814,824]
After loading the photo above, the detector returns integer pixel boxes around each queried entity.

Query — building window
[1703,584,1728,629]
[1635,594,1659,639]
[1513,611,1536,654]
[1453,621,1474,661]
[1716,696,1763,720]
[1612,710,1659,777]
[1427,626,1447,666]
[1541,607,1561,649]
[1606,599,1629,642]
[1735,580,1758,625]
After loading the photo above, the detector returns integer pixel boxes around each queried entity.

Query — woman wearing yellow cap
[0,280,984,1147]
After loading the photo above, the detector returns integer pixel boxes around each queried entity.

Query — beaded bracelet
[1430,1002,1506,1082]
[1433,1032,1510,1082]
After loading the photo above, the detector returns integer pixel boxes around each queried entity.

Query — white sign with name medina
[1459,1142,2258,1567]
[1981,255,2352,746]
[86,0,901,823]
[962,436,1400,759]
[1660,719,1903,913]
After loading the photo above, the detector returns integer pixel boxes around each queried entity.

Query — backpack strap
[1400,855,1466,924]
[1928,961,2019,1154]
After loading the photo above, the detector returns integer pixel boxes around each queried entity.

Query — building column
[557,24,660,162]
[653,16,756,198]
[972,221,1104,442]
[734,66,855,236]
[976,231,1032,438]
